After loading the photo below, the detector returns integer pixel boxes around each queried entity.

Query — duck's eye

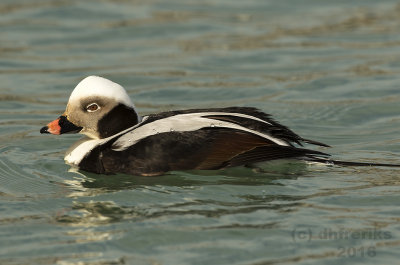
[86,103,100,112]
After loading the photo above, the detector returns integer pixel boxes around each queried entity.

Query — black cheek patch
[97,104,139,138]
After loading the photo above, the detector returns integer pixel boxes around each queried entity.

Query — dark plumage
[76,107,330,176]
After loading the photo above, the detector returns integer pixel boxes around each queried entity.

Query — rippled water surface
[1,0,400,264]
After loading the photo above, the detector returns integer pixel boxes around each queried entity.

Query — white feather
[112,112,288,151]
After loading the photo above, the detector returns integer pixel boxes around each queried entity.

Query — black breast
[97,104,139,138]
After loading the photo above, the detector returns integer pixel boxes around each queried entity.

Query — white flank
[112,112,289,151]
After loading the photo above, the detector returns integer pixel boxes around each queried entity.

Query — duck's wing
[114,107,329,149]
[185,128,329,170]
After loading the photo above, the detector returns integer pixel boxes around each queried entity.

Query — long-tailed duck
[40,76,399,176]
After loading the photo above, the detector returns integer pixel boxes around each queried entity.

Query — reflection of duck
[75,161,308,191]
[40,76,400,176]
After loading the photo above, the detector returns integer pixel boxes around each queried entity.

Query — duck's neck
[97,104,140,138]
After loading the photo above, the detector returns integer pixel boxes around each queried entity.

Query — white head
[41,76,141,139]
[69,76,134,108]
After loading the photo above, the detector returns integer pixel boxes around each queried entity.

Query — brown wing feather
[227,145,329,167]
[194,130,274,170]
[191,129,330,170]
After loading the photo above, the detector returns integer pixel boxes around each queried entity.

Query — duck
[40,76,400,176]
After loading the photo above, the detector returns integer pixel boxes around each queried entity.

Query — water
[1,0,400,264]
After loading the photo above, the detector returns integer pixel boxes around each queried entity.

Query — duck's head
[40,76,140,139]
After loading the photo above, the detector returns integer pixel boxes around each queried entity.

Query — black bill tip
[40,126,49,134]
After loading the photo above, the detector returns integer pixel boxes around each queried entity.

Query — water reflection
[56,200,138,225]
[55,162,312,231]
[66,160,309,192]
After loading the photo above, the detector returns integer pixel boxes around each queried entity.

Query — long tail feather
[305,157,400,168]
[300,138,331,147]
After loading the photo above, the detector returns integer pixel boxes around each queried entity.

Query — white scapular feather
[112,112,288,151]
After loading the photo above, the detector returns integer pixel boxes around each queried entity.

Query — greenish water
[1,0,400,264]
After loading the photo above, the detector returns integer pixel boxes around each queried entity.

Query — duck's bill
[40,116,82,135]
